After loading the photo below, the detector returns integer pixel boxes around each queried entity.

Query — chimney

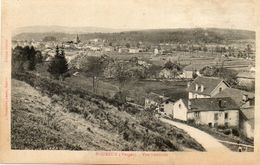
[201,85,204,92]
[195,84,199,91]
[188,100,191,109]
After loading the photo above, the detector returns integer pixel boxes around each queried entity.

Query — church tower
[76,34,80,44]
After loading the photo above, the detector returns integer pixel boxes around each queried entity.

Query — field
[65,74,188,105]
[105,51,253,71]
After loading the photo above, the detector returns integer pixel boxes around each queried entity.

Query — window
[195,112,200,118]
[179,104,182,108]
[225,112,228,119]
[160,108,164,112]
[195,84,199,91]
[214,113,218,120]
[214,122,218,127]
[165,100,169,104]
[219,87,222,92]
[224,122,228,127]
[208,123,212,127]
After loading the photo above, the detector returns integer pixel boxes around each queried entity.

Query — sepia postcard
[0,0,260,164]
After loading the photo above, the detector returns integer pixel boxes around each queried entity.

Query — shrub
[232,128,240,137]
[223,129,231,135]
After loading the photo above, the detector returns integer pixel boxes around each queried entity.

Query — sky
[6,0,256,31]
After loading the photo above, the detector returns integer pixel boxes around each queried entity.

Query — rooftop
[213,88,254,107]
[186,76,229,95]
[189,97,239,112]
[146,92,169,103]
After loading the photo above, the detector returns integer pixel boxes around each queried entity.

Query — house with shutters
[186,76,230,99]
[187,97,240,128]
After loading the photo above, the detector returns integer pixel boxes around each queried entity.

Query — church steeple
[76,34,80,44]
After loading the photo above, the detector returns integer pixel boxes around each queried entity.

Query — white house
[240,108,254,139]
[187,97,240,128]
[154,48,159,55]
[186,76,230,99]
[172,99,189,121]
[129,48,140,53]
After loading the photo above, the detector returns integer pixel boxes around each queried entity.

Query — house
[154,48,159,55]
[129,48,141,53]
[236,71,255,88]
[118,48,129,53]
[240,107,254,139]
[213,88,254,108]
[144,92,169,110]
[182,64,208,79]
[186,76,230,99]
[159,99,175,117]
[159,68,176,79]
[187,97,240,127]
[171,99,189,121]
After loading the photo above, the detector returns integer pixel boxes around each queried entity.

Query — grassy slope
[11,76,204,151]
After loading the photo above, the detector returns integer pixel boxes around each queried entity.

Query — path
[160,118,230,152]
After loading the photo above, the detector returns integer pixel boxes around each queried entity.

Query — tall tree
[84,56,105,93]
[48,45,68,80]
[114,62,133,103]
[27,46,36,71]
[12,46,26,73]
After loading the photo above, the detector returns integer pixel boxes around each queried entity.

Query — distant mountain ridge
[13,25,134,36]
[13,26,255,44]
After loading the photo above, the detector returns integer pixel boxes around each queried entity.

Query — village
[11,29,255,152]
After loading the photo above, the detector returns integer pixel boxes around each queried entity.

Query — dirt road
[160,118,230,152]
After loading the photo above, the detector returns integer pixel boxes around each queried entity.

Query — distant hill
[13,25,133,36]
[13,27,255,44]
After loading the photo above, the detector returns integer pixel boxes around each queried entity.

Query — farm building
[144,92,169,110]
[159,68,176,79]
[187,97,240,128]
[186,76,230,99]
[213,88,254,108]
[182,64,207,79]
[158,99,188,121]
[172,99,189,121]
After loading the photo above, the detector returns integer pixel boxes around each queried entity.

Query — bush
[187,119,195,124]
[223,129,231,135]
[232,128,240,137]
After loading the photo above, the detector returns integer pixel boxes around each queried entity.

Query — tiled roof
[189,97,239,112]
[186,76,228,95]
[213,88,254,107]
[181,98,189,108]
